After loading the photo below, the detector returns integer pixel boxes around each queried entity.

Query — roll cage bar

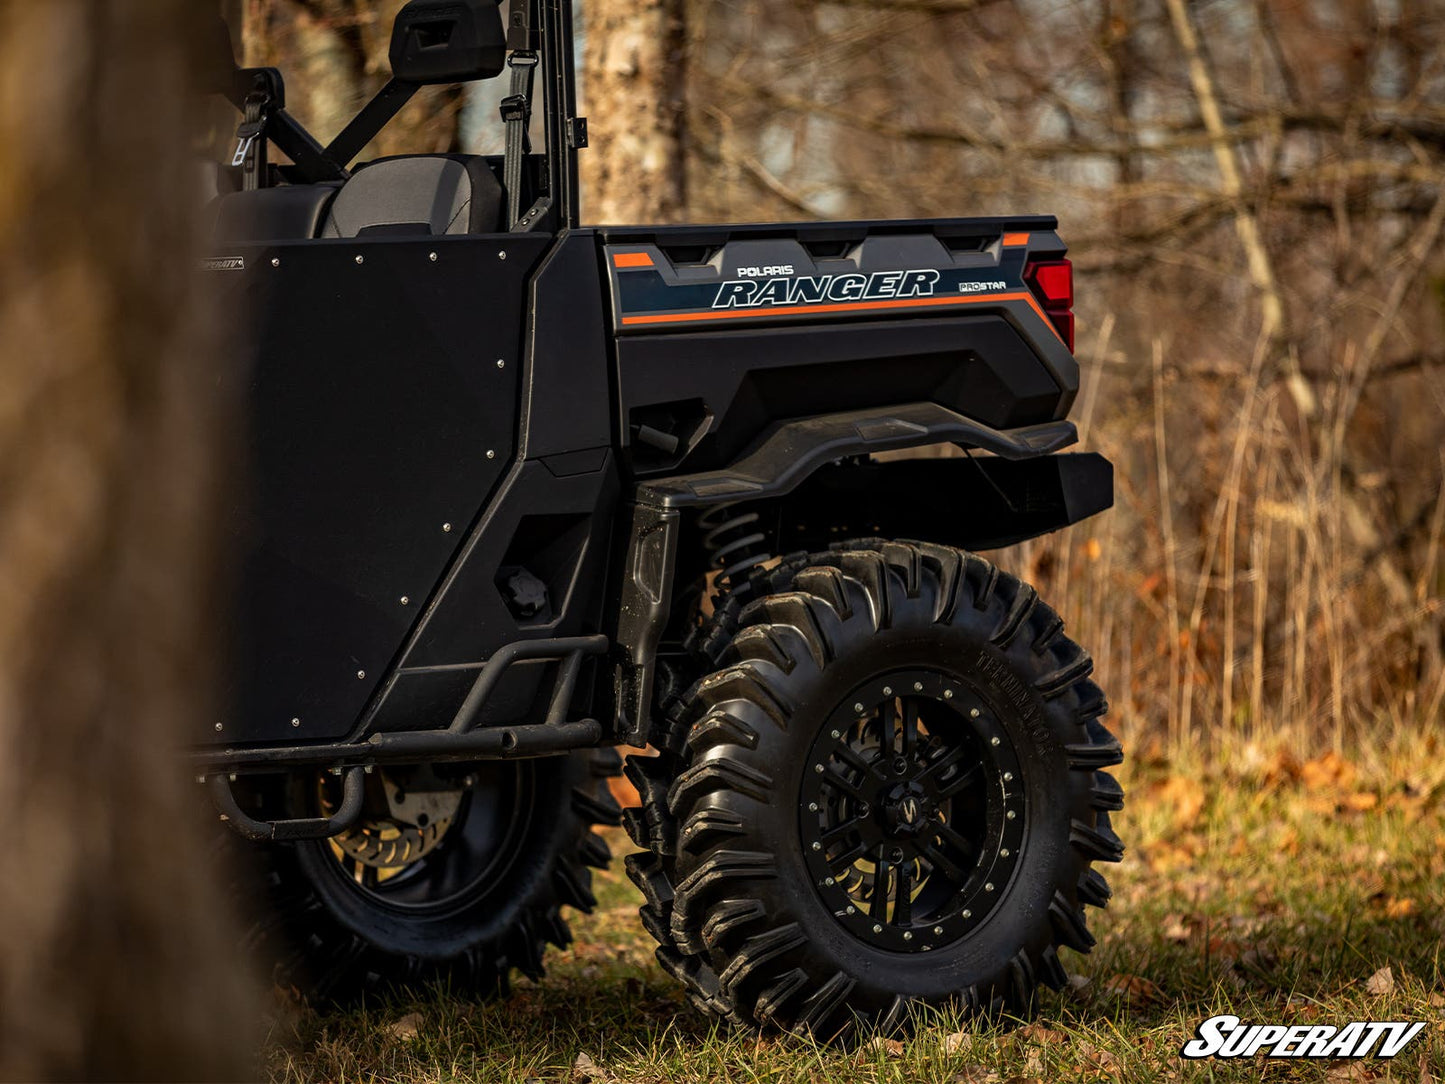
[217,0,584,231]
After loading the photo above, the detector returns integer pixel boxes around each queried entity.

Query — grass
[264,737,1445,1083]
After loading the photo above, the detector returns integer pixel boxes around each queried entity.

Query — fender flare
[610,402,1107,745]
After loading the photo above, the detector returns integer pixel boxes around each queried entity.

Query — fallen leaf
[1162,915,1191,942]
[942,1030,972,1054]
[572,1051,614,1084]
[949,1068,995,1084]
[1365,966,1395,995]
[1385,897,1417,919]
[1143,776,1206,830]
[1017,1023,1066,1045]
[384,1011,423,1042]
[1344,791,1379,812]
[1301,751,1356,791]
[1105,974,1165,1004]
[854,1036,904,1063]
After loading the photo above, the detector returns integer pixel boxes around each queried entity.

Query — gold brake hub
[324,766,469,875]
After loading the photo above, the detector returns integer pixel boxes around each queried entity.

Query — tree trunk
[0,3,256,1079]
[580,0,687,224]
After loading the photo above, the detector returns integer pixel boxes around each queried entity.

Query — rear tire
[625,542,1122,1039]
[236,748,620,1004]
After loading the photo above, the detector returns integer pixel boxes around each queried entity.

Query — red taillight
[1024,258,1074,352]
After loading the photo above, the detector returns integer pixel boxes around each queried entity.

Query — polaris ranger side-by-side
[198,0,1122,1037]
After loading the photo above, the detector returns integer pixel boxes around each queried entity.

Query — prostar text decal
[713,269,942,310]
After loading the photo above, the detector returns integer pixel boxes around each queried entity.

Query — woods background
[237,0,1445,761]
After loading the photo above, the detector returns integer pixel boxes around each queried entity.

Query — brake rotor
[323,766,469,875]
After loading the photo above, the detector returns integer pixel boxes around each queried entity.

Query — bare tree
[580,0,688,223]
[0,2,256,1079]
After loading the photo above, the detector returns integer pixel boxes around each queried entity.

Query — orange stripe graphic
[1001,232,1031,246]
[620,290,1062,341]
[612,251,655,268]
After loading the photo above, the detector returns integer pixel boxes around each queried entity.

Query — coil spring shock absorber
[698,502,774,598]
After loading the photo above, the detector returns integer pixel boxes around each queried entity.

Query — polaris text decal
[1181,1015,1425,1060]
[713,269,942,310]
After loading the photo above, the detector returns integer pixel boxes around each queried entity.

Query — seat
[320,154,505,238]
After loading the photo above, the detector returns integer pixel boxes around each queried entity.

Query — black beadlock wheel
[624,541,1123,1040]
[236,748,621,1004]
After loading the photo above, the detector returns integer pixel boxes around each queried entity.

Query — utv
[198,0,1122,1038]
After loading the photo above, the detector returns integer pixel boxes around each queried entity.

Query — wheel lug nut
[890,847,904,863]
[825,877,834,885]
[846,905,856,914]
[831,729,841,739]
[858,804,870,816]
[893,756,908,773]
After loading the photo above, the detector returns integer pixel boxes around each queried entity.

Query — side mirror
[390,0,507,85]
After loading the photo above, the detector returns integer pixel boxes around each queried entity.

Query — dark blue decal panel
[603,230,1064,339]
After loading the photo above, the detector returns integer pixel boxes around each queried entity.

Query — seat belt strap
[232,90,269,191]
[501,51,537,229]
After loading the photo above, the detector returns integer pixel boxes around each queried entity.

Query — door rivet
[943,689,953,699]
[429,252,438,262]
[882,686,892,696]
[400,596,410,606]
[354,255,364,265]
[486,450,496,459]
[811,842,821,851]
[872,924,883,933]
[290,717,300,727]
[913,682,923,692]
[970,708,981,718]
[356,670,366,680]
[853,702,864,713]
[991,737,1000,746]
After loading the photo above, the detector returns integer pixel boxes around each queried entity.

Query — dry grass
[263,733,1445,1083]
